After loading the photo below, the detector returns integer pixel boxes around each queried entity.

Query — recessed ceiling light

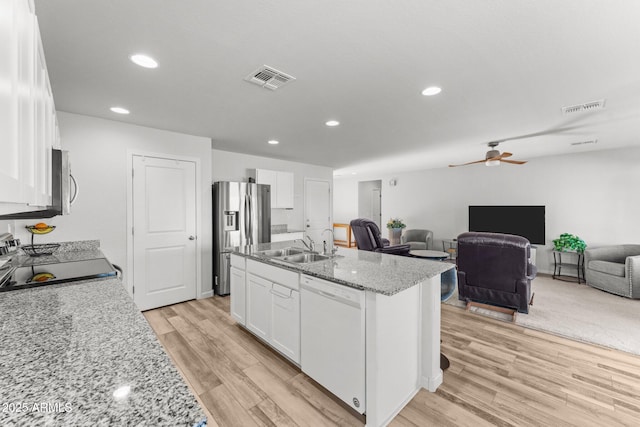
[129,54,158,69]
[267,140,279,145]
[351,172,357,175]
[110,107,130,114]
[325,120,340,127]
[421,86,442,96]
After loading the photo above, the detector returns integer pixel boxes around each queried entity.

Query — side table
[552,250,585,284]
[442,239,457,259]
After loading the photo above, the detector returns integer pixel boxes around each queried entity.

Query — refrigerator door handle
[247,194,253,244]
[244,195,250,243]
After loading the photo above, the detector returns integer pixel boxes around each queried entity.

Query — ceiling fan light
[485,159,500,167]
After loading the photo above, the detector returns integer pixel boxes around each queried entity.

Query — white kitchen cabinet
[246,273,271,341]
[275,171,294,209]
[270,283,300,362]
[229,266,246,325]
[0,0,57,209]
[241,258,301,363]
[0,0,21,202]
[254,169,277,208]
[253,169,294,209]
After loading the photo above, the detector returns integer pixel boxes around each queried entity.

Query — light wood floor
[144,297,640,426]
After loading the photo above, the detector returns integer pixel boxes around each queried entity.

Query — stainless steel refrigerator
[213,181,271,295]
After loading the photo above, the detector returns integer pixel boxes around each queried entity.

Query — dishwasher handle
[301,282,362,309]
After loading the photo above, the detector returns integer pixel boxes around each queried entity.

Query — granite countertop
[228,242,454,296]
[0,243,206,426]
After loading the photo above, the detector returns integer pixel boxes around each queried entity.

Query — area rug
[444,274,640,356]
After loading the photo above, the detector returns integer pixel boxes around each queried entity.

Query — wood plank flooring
[144,298,640,426]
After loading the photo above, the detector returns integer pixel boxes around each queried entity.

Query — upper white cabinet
[1,0,57,208]
[253,169,294,209]
[276,171,294,209]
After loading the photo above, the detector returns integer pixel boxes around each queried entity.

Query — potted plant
[386,218,406,245]
[552,233,587,253]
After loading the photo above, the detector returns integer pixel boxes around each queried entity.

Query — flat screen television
[468,205,545,245]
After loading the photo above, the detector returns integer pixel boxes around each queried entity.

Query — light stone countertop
[0,243,206,426]
[227,241,455,296]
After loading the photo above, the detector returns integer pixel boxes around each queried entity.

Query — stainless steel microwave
[0,149,77,219]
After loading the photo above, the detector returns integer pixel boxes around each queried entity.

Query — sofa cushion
[588,260,625,277]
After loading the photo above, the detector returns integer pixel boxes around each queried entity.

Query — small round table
[410,249,450,260]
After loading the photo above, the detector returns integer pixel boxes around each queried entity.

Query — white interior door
[132,156,197,311]
[371,188,381,229]
[304,179,331,246]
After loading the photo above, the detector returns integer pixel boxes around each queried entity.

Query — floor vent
[570,139,598,146]
[245,65,296,90]
[562,99,606,115]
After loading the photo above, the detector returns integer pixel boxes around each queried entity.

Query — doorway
[129,154,199,311]
[304,178,331,246]
[358,180,382,229]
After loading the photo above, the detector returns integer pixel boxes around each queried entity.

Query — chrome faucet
[295,236,315,252]
[322,228,338,255]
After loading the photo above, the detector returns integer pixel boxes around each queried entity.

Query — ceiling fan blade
[448,159,486,167]
[501,159,528,165]
[492,123,588,145]
[498,152,513,158]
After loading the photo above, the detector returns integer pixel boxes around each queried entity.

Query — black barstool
[440,267,457,370]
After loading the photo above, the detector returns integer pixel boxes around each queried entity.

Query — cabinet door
[246,273,271,341]
[271,284,300,363]
[33,23,51,206]
[0,0,21,202]
[17,0,36,204]
[276,171,294,209]
[229,266,246,325]
[256,169,278,208]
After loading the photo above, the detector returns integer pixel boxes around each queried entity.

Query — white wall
[1,112,213,295]
[334,147,640,273]
[211,149,333,231]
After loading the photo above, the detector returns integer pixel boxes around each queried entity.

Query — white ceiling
[35,0,640,175]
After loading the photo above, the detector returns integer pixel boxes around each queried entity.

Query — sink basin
[281,253,330,264]
[257,247,305,257]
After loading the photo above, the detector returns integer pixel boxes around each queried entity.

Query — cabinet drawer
[247,259,299,290]
[230,253,245,269]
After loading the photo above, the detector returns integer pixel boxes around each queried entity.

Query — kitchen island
[0,242,206,426]
[227,241,454,427]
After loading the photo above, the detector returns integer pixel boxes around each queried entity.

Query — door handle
[189,236,196,240]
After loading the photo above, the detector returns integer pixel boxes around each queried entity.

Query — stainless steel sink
[257,247,305,257]
[281,253,330,264]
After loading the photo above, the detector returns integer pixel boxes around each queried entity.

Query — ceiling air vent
[570,139,598,146]
[562,99,606,115]
[245,65,296,90]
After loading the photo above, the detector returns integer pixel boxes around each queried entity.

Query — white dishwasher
[300,275,366,414]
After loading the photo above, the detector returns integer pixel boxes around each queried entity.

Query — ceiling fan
[448,141,527,168]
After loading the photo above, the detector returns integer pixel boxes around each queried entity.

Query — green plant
[552,233,587,253]
[386,218,406,229]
